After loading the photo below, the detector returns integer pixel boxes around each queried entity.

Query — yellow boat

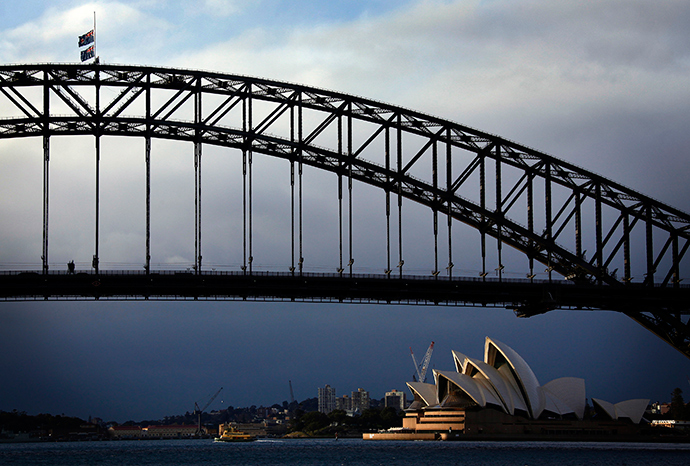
[214,425,256,442]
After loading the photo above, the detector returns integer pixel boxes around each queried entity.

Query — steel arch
[1,63,689,355]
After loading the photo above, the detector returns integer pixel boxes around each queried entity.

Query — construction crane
[194,387,223,435]
[410,342,434,383]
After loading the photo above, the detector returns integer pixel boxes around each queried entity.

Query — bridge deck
[2,271,688,315]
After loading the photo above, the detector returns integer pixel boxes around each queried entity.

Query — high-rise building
[318,384,336,413]
[351,388,370,413]
[335,395,351,412]
[385,389,407,412]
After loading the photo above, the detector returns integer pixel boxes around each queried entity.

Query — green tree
[379,407,402,429]
[328,409,348,426]
[357,408,383,431]
[670,388,687,420]
[291,411,330,433]
[302,411,330,433]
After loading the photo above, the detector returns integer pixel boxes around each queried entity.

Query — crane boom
[410,342,434,383]
[195,387,223,435]
[195,386,223,413]
[410,347,421,381]
[418,342,434,383]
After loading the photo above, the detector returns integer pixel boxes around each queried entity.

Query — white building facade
[318,384,336,413]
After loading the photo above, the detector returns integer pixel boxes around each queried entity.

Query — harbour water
[1,438,689,466]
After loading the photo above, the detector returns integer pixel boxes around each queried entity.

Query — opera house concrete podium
[365,337,649,441]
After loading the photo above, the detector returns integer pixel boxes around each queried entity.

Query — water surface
[1,438,689,465]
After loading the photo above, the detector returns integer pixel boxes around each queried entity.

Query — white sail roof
[406,336,643,424]
[406,382,438,408]
[543,389,572,417]
[452,350,468,374]
[434,370,487,407]
[470,374,505,409]
[614,399,649,424]
[541,377,586,420]
[464,356,515,415]
[485,337,545,419]
[593,398,649,424]
[592,398,619,420]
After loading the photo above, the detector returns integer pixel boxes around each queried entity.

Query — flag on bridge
[81,45,95,62]
[78,29,94,47]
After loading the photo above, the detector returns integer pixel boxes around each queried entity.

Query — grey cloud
[2,0,690,422]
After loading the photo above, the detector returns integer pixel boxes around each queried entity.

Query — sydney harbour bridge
[0,63,689,357]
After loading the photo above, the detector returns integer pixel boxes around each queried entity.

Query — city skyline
[2,0,690,422]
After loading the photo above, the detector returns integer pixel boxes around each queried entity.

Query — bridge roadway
[5,271,690,356]
[1,271,688,313]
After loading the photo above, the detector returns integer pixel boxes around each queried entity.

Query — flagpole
[94,8,100,274]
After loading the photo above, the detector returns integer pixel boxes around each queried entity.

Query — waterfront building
[318,384,336,414]
[651,420,690,430]
[107,425,142,439]
[142,425,198,438]
[650,402,671,415]
[367,337,649,440]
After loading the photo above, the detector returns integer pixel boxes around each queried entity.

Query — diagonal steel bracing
[1,63,689,357]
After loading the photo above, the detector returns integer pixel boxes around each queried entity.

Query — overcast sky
[1,0,690,423]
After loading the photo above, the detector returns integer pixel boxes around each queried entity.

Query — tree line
[669,387,690,420]
[288,407,402,437]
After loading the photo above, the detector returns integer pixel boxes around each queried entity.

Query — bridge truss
[0,63,689,357]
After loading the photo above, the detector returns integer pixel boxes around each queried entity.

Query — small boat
[214,425,256,442]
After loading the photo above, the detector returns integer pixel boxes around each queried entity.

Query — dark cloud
[2,0,690,422]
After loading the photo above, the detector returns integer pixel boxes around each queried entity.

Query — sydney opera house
[366,337,649,440]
